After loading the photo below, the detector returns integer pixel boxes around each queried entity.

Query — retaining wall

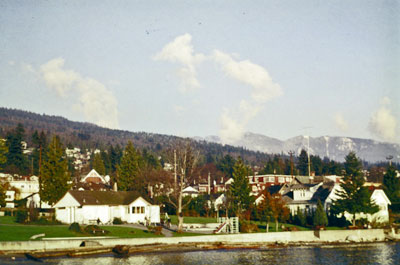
[0,229,386,252]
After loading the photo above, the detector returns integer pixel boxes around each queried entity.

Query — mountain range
[198,132,400,163]
[1,107,398,163]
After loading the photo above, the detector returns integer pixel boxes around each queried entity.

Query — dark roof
[267,185,283,195]
[291,183,316,190]
[68,190,144,206]
[72,182,111,191]
[311,184,334,202]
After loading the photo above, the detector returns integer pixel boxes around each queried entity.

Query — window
[268,177,275,182]
[131,206,145,214]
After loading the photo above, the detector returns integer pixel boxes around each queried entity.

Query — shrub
[113,217,123,224]
[16,210,28,223]
[148,225,163,235]
[69,222,82,233]
[84,225,110,235]
[240,221,259,233]
[34,217,62,225]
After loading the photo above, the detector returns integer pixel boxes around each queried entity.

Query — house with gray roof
[53,190,160,225]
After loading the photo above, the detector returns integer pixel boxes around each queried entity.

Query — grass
[0,225,82,241]
[169,215,217,224]
[0,225,164,241]
[249,220,310,232]
[0,215,164,241]
[0,216,17,224]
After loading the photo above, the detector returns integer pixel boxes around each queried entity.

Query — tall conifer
[117,141,143,192]
[40,136,70,205]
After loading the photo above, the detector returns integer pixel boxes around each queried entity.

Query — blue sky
[0,0,399,144]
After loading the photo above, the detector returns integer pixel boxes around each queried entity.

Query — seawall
[0,229,387,253]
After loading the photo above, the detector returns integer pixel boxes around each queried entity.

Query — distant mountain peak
[199,132,400,163]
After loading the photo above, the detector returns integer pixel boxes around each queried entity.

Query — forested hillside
[0,107,270,165]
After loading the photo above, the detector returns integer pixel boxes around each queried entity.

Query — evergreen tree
[297,149,309,176]
[117,141,143,192]
[230,158,253,218]
[383,165,400,203]
[5,123,27,174]
[216,155,236,179]
[40,136,71,205]
[92,152,106,176]
[313,199,328,227]
[311,155,323,176]
[31,130,47,175]
[295,208,306,227]
[101,149,111,175]
[331,152,379,226]
[0,182,6,207]
[0,139,8,170]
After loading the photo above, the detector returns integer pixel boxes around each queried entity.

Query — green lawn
[169,215,217,224]
[0,216,17,224]
[251,221,310,232]
[0,217,164,241]
[0,225,82,241]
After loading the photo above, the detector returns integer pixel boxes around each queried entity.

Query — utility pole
[386,155,393,166]
[174,149,177,189]
[307,136,310,177]
[288,151,294,178]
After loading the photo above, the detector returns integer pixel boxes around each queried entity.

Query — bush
[113,217,123,224]
[16,210,28,223]
[69,222,82,233]
[148,225,163,235]
[34,217,62,225]
[84,225,110,235]
[240,221,259,233]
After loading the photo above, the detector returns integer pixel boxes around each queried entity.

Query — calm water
[1,242,399,265]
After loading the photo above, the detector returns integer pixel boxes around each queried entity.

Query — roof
[73,182,111,191]
[310,184,334,202]
[291,183,316,190]
[267,185,283,195]
[68,190,144,206]
[294,176,311,184]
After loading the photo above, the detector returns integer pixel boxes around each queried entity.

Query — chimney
[113,182,118,191]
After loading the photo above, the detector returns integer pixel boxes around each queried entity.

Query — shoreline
[1,229,399,258]
[1,240,398,259]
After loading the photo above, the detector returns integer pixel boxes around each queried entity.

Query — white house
[53,190,160,225]
[182,186,199,198]
[80,169,108,184]
[325,184,391,223]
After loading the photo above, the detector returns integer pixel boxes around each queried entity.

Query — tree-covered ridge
[0,107,271,165]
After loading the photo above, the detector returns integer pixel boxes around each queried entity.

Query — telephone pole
[288,151,295,178]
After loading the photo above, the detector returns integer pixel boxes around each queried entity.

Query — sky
[0,0,399,144]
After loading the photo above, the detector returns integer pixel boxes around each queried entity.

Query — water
[1,243,399,264]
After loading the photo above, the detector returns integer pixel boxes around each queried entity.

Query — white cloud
[213,50,282,103]
[334,113,349,132]
[213,50,282,144]
[39,58,119,129]
[153,33,205,92]
[220,109,245,144]
[368,102,398,142]
[155,34,283,144]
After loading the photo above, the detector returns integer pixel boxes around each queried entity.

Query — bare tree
[164,142,199,232]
